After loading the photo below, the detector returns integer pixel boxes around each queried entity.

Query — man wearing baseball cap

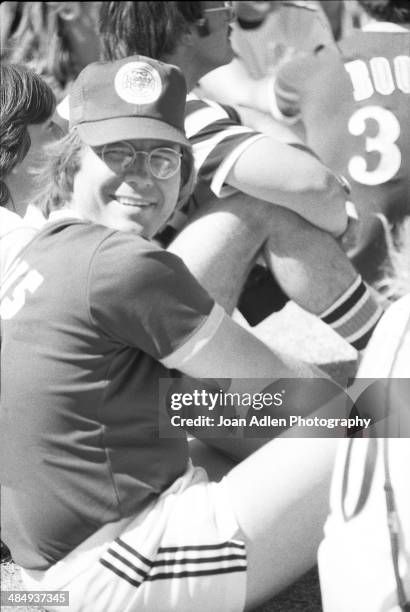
[1,54,345,612]
[97,1,383,353]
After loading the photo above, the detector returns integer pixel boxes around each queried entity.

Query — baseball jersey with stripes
[162,93,265,239]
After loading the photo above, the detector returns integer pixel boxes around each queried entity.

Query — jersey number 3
[348,105,401,186]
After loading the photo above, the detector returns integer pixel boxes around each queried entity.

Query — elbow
[326,171,349,236]
[312,168,348,236]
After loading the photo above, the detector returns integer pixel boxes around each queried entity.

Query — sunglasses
[100,142,182,180]
[203,1,236,22]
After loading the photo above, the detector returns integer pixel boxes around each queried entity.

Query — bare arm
[224,136,348,236]
[161,311,341,460]
[234,105,306,144]
[197,58,269,110]
[162,310,321,382]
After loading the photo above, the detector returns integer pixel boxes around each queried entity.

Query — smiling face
[70,139,182,238]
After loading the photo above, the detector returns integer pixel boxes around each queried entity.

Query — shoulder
[0,208,33,238]
[185,92,243,137]
[0,209,37,283]
[89,230,193,294]
[277,45,341,91]
[92,229,178,267]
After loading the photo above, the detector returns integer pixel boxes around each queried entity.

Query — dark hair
[2,2,100,97]
[100,1,204,61]
[34,129,196,217]
[0,63,55,207]
[358,0,410,24]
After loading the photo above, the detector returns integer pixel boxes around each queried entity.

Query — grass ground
[1,303,358,611]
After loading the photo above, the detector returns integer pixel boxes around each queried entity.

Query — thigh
[220,435,339,610]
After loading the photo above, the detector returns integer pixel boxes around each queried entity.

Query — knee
[265,205,327,253]
[197,192,275,238]
[191,190,333,249]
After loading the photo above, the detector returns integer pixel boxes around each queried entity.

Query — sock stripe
[319,276,384,350]
[336,303,384,343]
[321,282,366,325]
[319,276,361,319]
[327,290,370,331]
[350,324,379,351]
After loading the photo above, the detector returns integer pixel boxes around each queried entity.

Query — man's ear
[181,18,210,47]
[180,25,196,48]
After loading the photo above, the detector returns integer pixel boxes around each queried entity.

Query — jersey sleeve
[185,94,264,197]
[87,232,224,364]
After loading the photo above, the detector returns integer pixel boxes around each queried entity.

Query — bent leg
[264,207,355,314]
[168,192,273,314]
[264,209,383,349]
[169,194,382,348]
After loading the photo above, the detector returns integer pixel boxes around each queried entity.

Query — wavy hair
[0,63,55,207]
[100,1,204,61]
[2,2,101,97]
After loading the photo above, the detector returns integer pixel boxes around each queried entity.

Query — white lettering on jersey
[370,57,394,96]
[345,60,374,101]
[394,56,410,93]
[348,106,401,186]
[0,261,44,320]
[345,55,410,100]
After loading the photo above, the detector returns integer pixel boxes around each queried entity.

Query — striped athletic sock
[319,276,384,350]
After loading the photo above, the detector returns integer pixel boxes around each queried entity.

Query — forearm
[225,139,348,236]
[176,312,321,381]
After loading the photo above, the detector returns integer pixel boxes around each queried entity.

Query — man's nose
[123,156,156,188]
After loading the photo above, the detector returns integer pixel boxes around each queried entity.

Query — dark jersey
[0,217,221,570]
[275,24,410,281]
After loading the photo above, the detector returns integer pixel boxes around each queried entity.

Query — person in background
[0,63,56,280]
[270,0,410,286]
[196,1,360,125]
[319,217,410,611]
[1,54,346,612]
[0,2,101,99]
[0,63,55,564]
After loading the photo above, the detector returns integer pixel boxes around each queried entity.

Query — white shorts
[21,463,247,612]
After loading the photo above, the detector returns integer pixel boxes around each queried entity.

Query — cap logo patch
[114,62,162,105]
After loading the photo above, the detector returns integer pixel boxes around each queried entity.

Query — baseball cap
[69,55,190,148]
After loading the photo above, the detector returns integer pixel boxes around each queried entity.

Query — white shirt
[0,208,37,288]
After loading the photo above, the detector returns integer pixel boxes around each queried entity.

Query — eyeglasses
[203,1,236,22]
[101,142,182,179]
